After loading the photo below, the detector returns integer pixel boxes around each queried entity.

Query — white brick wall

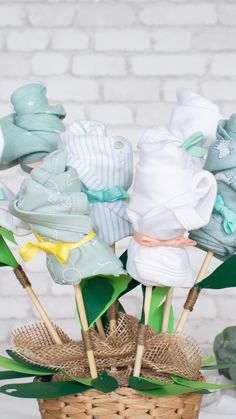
[0,0,236,360]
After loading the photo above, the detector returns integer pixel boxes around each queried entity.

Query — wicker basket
[38,387,203,419]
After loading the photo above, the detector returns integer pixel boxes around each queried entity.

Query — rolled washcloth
[169,89,223,153]
[0,182,30,236]
[126,127,217,288]
[0,83,65,173]
[10,149,125,285]
[190,114,236,260]
[61,120,133,246]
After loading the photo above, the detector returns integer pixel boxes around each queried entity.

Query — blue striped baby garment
[61,120,133,245]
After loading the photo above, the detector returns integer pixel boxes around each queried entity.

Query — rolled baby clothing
[0,83,65,173]
[10,149,125,285]
[190,114,236,260]
[61,120,133,246]
[0,181,30,236]
[169,89,222,153]
[127,127,217,287]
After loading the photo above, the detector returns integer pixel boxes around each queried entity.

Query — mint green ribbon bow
[82,186,129,204]
[0,188,6,200]
[214,194,236,235]
[181,131,208,158]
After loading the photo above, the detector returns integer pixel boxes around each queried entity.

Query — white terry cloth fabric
[61,120,133,246]
[169,89,223,151]
[126,127,217,287]
[0,182,30,236]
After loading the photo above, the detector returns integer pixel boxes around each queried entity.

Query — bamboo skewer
[14,266,62,344]
[74,284,98,379]
[133,285,153,377]
[96,318,106,338]
[108,243,118,333]
[176,250,214,333]
[162,288,174,333]
[93,243,118,338]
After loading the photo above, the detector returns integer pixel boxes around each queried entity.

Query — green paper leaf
[0,381,88,399]
[201,363,236,371]
[58,369,92,387]
[119,250,128,269]
[196,255,236,289]
[100,300,125,331]
[80,274,136,328]
[0,227,17,244]
[91,371,118,393]
[0,371,35,380]
[0,354,54,376]
[171,375,236,391]
[80,276,113,328]
[0,261,8,267]
[130,375,214,398]
[149,301,174,334]
[134,383,205,397]
[119,277,139,299]
[77,251,139,329]
[0,236,18,268]
[7,351,92,388]
[141,286,173,332]
[7,350,55,375]
[4,353,93,388]
[129,377,169,391]
[201,355,216,367]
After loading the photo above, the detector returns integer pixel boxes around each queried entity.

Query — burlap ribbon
[11,314,201,386]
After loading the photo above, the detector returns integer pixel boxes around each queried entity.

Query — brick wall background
[0,0,236,359]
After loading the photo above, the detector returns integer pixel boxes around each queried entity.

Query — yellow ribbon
[19,230,96,264]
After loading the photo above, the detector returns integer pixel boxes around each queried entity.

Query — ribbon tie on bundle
[181,131,208,158]
[134,232,196,248]
[19,230,96,264]
[214,195,236,235]
[82,185,129,204]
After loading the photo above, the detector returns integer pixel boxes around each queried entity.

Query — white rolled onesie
[169,90,223,150]
[61,120,133,245]
[126,127,217,287]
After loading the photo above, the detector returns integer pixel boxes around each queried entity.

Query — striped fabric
[61,120,133,245]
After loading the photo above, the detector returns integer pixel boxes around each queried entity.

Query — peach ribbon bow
[134,232,196,248]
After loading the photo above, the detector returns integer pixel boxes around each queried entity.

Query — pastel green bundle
[190,114,236,260]
[11,149,125,285]
[0,83,65,172]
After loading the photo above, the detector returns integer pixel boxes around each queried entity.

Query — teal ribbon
[0,188,6,200]
[181,131,208,158]
[82,186,129,204]
[214,194,236,235]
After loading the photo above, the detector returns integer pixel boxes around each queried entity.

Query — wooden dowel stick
[176,251,213,333]
[74,284,98,379]
[13,266,62,345]
[133,285,153,377]
[162,288,174,333]
[109,243,118,332]
[96,318,106,338]
[25,286,62,344]
[109,315,117,333]
[108,303,117,333]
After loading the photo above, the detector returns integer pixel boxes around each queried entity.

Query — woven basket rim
[38,385,203,419]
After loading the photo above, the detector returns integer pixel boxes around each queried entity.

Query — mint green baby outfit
[10,149,125,285]
[0,83,65,173]
[190,114,236,260]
